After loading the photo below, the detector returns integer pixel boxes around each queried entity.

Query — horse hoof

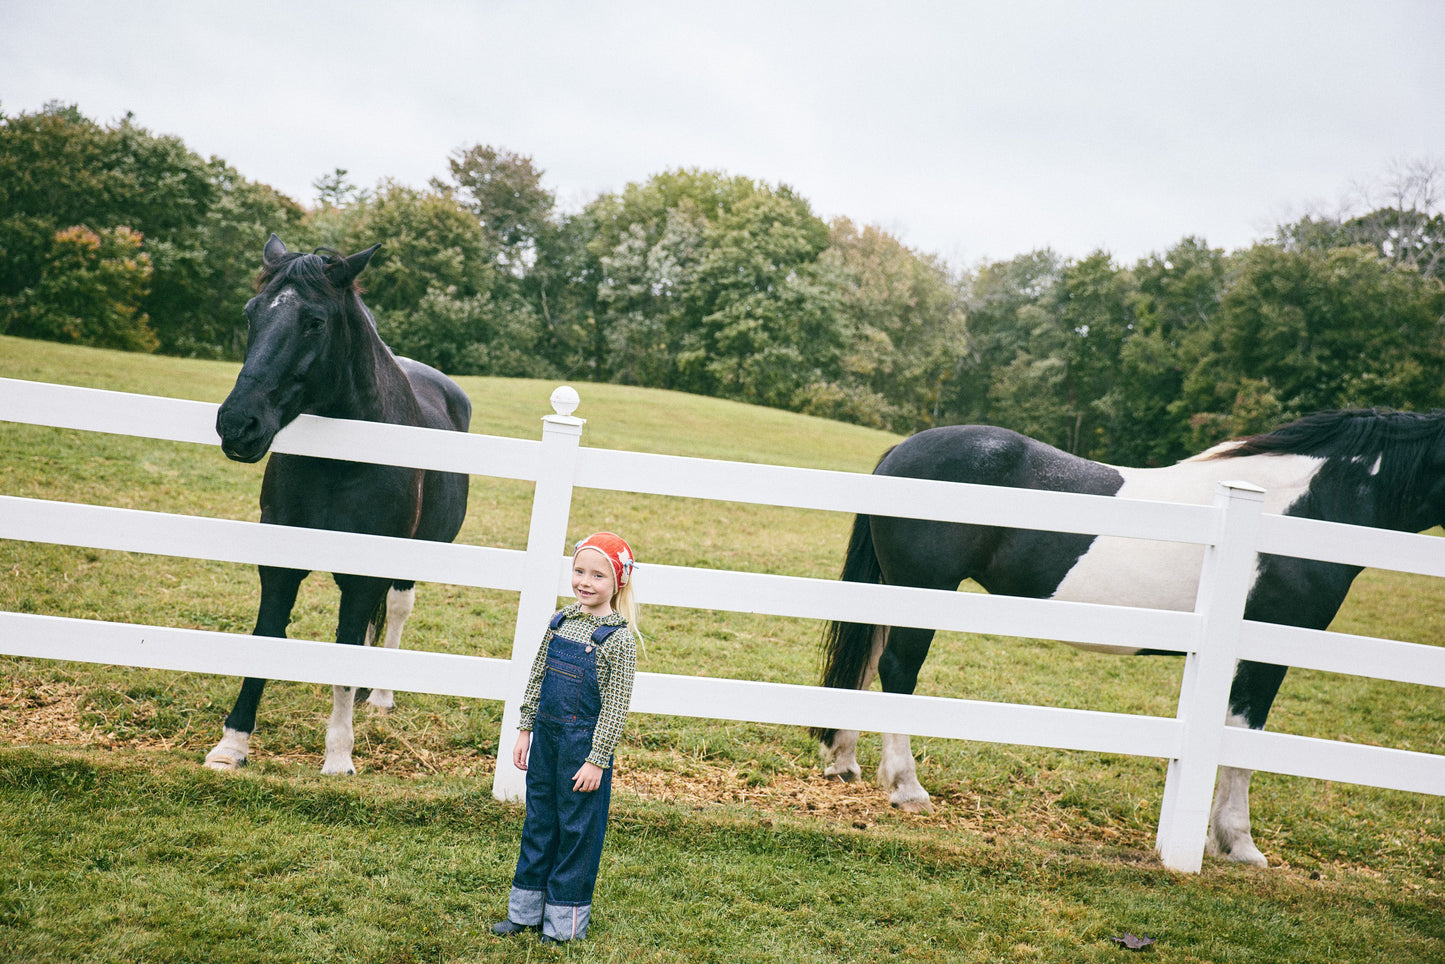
[1207,829,1268,867]
[823,765,861,783]
[203,756,245,772]
[1223,843,1268,867]
[888,787,933,813]
[321,758,357,776]
[891,798,932,814]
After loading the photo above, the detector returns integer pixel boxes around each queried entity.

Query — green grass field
[1,334,1442,962]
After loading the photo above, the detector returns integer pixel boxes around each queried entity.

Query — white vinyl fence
[2,376,1443,873]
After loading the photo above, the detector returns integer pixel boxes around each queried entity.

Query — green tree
[526,209,603,378]
[686,186,836,404]
[800,218,966,431]
[951,250,1064,429]
[1053,251,1135,457]
[312,168,371,209]
[1274,159,1444,280]
[1116,237,1227,464]
[319,179,494,314]
[0,103,302,358]
[596,205,708,386]
[184,162,305,357]
[302,178,553,377]
[437,144,594,377]
[10,224,155,350]
[586,169,846,408]
[1180,244,1445,445]
[442,144,555,259]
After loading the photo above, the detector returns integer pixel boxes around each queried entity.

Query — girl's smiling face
[572,548,617,616]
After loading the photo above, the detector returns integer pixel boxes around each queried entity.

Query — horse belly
[1045,453,1323,651]
[1051,537,1206,612]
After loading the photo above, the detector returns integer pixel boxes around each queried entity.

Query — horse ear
[326,242,382,288]
[263,233,288,265]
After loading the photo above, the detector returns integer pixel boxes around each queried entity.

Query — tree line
[3,102,1442,465]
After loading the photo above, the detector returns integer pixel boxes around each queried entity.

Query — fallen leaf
[1110,933,1156,951]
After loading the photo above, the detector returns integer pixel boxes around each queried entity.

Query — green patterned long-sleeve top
[518,604,637,769]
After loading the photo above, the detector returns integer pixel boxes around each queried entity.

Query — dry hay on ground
[0,673,1154,854]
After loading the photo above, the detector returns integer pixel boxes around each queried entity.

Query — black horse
[817,410,1445,864]
[206,234,471,775]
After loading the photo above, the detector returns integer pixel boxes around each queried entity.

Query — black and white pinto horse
[205,234,471,775]
[817,410,1445,865]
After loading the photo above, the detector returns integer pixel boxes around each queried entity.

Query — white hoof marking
[204,727,251,771]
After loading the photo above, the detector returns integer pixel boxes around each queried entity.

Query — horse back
[396,356,472,434]
[878,425,1122,492]
[380,356,468,544]
[870,426,1125,597]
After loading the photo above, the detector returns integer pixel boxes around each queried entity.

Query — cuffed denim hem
[507,885,545,926]
[543,901,592,942]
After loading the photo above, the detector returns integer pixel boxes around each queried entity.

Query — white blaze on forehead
[1049,452,1325,612]
[268,287,300,310]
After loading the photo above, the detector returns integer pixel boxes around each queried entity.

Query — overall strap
[549,611,624,646]
[590,624,622,645]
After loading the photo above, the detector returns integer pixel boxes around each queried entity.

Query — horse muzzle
[216,402,279,463]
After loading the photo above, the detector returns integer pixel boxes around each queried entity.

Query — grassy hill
[1,334,1443,963]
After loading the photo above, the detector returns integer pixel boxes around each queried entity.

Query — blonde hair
[612,576,643,654]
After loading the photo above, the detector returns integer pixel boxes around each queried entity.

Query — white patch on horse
[823,626,887,783]
[268,287,300,311]
[322,685,358,775]
[878,732,931,812]
[1206,713,1267,865]
[365,585,415,713]
[204,727,251,771]
[1049,453,1326,620]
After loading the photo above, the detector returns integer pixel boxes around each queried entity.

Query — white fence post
[1155,480,1265,871]
[491,387,585,802]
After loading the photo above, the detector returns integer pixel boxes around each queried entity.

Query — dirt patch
[0,678,109,746]
[0,673,1152,853]
[611,753,1143,851]
[617,759,898,827]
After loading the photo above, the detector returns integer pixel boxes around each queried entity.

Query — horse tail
[813,511,885,744]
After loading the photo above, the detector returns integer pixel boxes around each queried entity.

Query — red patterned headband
[573,532,635,589]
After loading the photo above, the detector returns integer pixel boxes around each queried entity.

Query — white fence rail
[2,376,1442,873]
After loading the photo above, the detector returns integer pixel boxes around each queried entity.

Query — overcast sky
[3,1,1441,266]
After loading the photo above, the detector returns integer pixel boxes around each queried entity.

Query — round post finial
[550,385,580,417]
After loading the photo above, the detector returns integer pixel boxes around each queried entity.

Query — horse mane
[1209,409,1445,461]
[254,247,362,297]
[1208,409,1445,514]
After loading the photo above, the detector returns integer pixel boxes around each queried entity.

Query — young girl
[494,532,639,945]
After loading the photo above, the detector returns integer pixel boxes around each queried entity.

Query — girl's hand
[572,762,604,792]
[513,730,532,771]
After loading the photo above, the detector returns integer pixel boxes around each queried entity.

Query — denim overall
[508,615,620,942]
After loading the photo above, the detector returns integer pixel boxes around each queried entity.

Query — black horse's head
[216,234,381,462]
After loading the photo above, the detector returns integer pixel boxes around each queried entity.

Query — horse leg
[822,626,888,783]
[205,566,306,771]
[322,573,393,776]
[1206,660,1288,866]
[875,625,937,813]
[1207,758,1264,866]
[364,582,415,714]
